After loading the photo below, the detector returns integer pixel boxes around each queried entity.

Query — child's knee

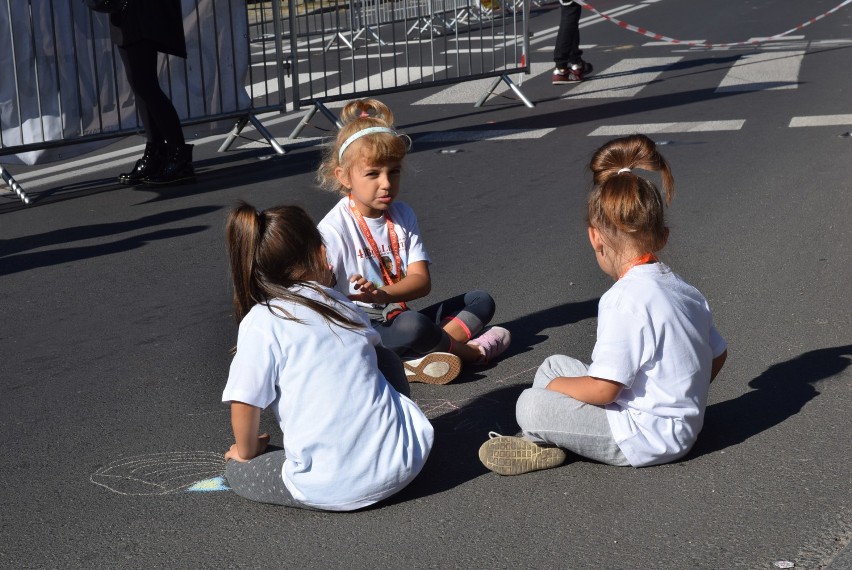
[516,387,548,429]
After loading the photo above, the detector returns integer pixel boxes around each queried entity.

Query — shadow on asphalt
[689,344,852,459]
[393,343,852,506]
[383,383,528,506]
[0,206,218,276]
[498,298,599,358]
[0,145,323,212]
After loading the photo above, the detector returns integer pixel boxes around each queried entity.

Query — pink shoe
[469,326,511,364]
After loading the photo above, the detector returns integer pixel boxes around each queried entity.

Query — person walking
[552,0,593,85]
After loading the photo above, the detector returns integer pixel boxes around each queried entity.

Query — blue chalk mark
[186,476,229,492]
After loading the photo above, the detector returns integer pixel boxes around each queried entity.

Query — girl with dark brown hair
[221,202,433,510]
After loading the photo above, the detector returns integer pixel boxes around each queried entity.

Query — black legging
[553,1,583,68]
[118,41,184,146]
[374,290,496,357]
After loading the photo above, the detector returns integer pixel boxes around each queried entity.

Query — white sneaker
[403,352,462,385]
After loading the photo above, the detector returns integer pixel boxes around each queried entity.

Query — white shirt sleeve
[587,305,653,388]
[222,310,281,409]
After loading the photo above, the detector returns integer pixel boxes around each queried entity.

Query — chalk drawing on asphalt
[91,451,228,495]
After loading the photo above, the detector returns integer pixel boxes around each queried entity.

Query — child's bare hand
[224,433,270,462]
[349,274,377,294]
[347,275,390,303]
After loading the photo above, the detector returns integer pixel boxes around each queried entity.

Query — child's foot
[478,432,567,476]
[403,352,462,385]
[468,326,511,364]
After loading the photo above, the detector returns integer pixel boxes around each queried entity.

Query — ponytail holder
[338,127,398,161]
[618,168,631,174]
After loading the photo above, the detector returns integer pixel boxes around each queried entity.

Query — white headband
[618,167,632,174]
[338,127,398,161]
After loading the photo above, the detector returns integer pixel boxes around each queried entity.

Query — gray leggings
[515,355,630,466]
[225,451,312,508]
[225,345,410,508]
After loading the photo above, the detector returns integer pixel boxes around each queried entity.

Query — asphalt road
[2,0,851,568]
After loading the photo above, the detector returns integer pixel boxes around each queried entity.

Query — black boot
[143,143,195,186]
[118,142,164,185]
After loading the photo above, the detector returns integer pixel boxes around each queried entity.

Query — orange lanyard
[348,196,404,288]
[619,252,658,279]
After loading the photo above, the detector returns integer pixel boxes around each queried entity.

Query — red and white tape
[572,0,852,48]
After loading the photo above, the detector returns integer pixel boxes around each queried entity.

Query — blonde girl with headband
[317,98,511,385]
[221,202,433,510]
[479,134,728,475]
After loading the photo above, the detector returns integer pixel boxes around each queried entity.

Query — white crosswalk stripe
[789,115,852,127]
[589,120,746,136]
[716,50,805,92]
[413,62,552,105]
[416,128,556,142]
[563,57,683,98]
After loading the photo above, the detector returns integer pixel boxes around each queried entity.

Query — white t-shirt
[318,197,430,307]
[221,283,434,510]
[586,263,727,467]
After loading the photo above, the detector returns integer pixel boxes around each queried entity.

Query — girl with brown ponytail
[221,202,433,510]
[479,134,728,475]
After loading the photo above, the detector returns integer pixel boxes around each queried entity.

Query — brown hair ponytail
[588,134,675,252]
[225,201,362,329]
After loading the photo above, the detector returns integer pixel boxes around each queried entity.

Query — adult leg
[117,44,167,184]
[225,451,317,509]
[119,41,195,185]
[553,1,583,68]
[118,42,184,146]
[516,355,629,466]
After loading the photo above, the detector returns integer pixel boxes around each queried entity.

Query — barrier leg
[218,116,251,152]
[248,115,286,155]
[0,165,31,205]
[325,31,355,52]
[474,74,535,108]
[218,114,286,155]
[289,102,342,139]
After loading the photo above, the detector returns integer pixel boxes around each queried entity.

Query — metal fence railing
[2,0,531,205]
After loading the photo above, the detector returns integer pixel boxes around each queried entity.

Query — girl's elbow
[597,383,622,405]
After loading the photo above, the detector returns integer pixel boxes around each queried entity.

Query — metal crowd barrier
[0,0,285,204]
[280,0,532,138]
[2,0,531,205]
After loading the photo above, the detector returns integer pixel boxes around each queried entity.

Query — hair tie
[618,167,631,174]
[338,127,398,161]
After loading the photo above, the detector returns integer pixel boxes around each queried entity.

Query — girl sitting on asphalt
[316,98,511,385]
[479,134,728,474]
[221,201,433,510]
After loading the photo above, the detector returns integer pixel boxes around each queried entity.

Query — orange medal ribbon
[618,252,658,279]
[347,196,408,310]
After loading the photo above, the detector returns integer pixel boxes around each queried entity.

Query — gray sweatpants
[515,355,630,466]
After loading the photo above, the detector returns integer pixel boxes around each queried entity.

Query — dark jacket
[109,0,187,58]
